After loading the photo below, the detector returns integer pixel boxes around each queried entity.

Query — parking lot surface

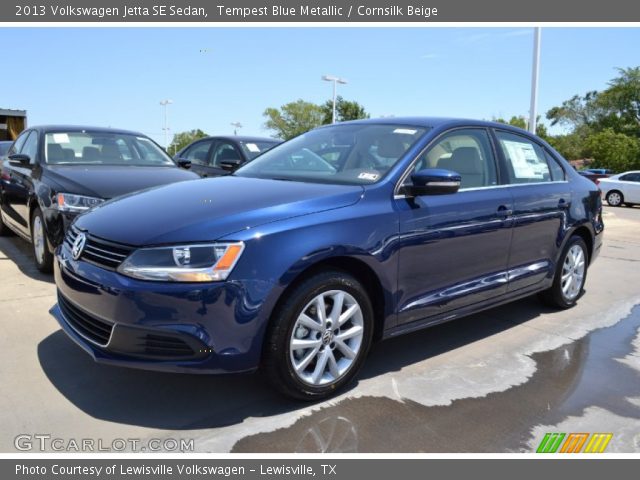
[1,206,639,453]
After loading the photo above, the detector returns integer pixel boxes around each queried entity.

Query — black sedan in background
[174,136,281,177]
[0,126,199,272]
[0,141,13,157]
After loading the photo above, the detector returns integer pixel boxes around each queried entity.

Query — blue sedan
[50,117,603,400]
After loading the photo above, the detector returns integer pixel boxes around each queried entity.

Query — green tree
[546,91,604,131]
[583,128,640,172]
[263,100,325,140]
[321,96,369,124]
[597,67,640,136]
[169,129,208,155]
[546,133,585,161]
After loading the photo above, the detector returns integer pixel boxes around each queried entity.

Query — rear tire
[31,208,53,273]
[263,270,374,401]
[606,190,623,207]
[539,235,588,309]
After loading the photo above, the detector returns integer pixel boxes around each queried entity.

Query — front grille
[58,293,114,346]
[65,226,134,270]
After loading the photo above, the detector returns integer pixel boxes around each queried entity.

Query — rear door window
[495,131,551,184]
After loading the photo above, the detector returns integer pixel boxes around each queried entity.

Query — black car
[0,126,199,272]
[174,136,281,177]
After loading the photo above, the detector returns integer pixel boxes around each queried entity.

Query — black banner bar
[4,459,640,480]
[3,0,640,23]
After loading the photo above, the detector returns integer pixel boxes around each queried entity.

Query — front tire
[539,235,588,309]
[263,270,374,401]
[31,208,53,273]
[606,190,623,207]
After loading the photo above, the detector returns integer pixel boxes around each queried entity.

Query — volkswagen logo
[321,330,333,346]
[71,233,87,260]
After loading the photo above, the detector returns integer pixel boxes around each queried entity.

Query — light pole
[529,28,541,134]
[159,99,173,149]
[322,75,347,123]
[230,122,242,135]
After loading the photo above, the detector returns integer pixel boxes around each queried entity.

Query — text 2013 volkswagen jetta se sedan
[51,118,603,400]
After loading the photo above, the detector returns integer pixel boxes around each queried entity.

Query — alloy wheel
[33,215,45,264]
[561,244,586,300]
[289,290,364,386]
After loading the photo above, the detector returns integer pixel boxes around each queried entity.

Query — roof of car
[337,116,533,133]
[204,135,281,143]
[30,125,147,136]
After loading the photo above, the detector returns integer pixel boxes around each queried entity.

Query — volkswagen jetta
[50,118,604,400]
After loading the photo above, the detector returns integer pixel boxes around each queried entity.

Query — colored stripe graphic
[584,433,613,453]
[536,433,566,453]
[560,433,589,453]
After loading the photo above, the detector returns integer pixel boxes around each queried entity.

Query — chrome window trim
[393,180,570,200]
[394,125,570,200]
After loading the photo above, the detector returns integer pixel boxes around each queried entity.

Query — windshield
[234,124,428,185]
[0,142,12,156]
[44,131,175,166]
[239,141,280,160]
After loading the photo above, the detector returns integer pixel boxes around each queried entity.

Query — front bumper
[51,242,276,374]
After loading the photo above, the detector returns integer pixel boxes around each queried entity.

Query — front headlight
[117,242,245,282]
[55,193,104,212]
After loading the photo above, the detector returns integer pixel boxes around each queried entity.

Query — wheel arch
[267,255,389,345]
[567,224,594,265]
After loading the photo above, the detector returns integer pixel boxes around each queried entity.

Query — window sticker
[245,143,261,153]
[393,128,417,135]
[358,172,380,181]
[502,140,543,179]
[52,133,70,144]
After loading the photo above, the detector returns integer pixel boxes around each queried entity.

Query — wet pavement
[233,306,640,452]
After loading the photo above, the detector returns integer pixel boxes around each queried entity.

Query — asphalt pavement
[1,205,639,453]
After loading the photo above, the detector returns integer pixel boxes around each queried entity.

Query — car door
[2,130,37,236]
[395,128,514,326]
[207,140,244,177]
[493,129,572,292]
[619,172,640,203]
[177,139,215,177]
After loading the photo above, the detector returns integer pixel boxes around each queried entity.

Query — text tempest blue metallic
[50,118,604,400]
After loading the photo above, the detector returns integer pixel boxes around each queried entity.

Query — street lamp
[322,75,347,124]
[230,122,242,135]
[159,99,173,150]
[529,28,541,134]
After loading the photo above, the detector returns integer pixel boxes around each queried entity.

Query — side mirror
[220,158,243,172]
[176,158,192,169]
[403,168,461,196]
[8,153,32,167]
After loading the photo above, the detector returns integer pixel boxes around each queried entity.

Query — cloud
[420,53,439,59]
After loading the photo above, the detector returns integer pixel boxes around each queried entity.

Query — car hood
[44,165,199,199]
[74,176,364,246]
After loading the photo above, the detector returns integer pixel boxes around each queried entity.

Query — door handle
[496,205,513,217]
[558,198,570,209]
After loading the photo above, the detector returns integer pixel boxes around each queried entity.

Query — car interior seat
[82,146,101,162]
[47,143,66,163]
[100,143,122,162]
[438,147,485,188]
